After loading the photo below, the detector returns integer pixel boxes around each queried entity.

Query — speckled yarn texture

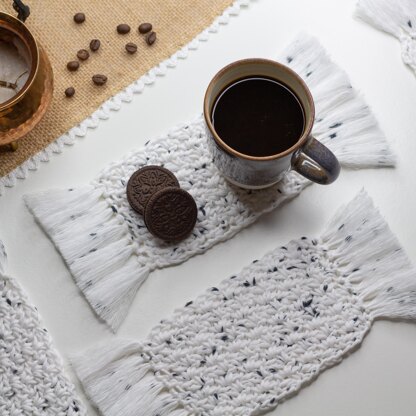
[0,241,86,416]
[25,34,395,332]
[356,0,416,73]
[71,191,416,416]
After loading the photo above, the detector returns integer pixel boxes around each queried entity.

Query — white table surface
[1,0,416,414]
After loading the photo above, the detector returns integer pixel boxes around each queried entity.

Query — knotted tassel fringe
[322,189,416,320]
[281,34,395,168]
[71,340,188,416]
[356,0,416,74]
[24,187,150,331]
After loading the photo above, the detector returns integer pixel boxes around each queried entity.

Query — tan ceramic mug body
[203,59,340,189]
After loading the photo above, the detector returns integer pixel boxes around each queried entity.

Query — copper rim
[0,46,53,145]
[203,58,315,161]
[0,12,39,111]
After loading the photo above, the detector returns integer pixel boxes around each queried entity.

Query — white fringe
[24,187,150,331]
[0,0,254,197]
[356,0,416,73]
[280,34,395,168]
[321,189,416,320]
[71,340,188,416]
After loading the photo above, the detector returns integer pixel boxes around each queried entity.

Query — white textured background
[1,0,416,414]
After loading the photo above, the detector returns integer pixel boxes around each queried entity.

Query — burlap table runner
[0,0,233,177]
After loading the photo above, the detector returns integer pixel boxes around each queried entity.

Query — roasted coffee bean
[77,49,90,61]
[138,22,152,34]
[146,31,157,45]
[125,42,138,54]
[67,61,79,71]
[73,12,85,24]
[89,39,101,52]
[92,74,107,86]
[117,23,131,34]
[65,87,75,98]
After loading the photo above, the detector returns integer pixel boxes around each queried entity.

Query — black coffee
[212,77,305,157]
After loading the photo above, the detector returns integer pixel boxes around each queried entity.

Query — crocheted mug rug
[0,241,86,416]
[356,0,416,74]
[25,33,395,332]
[71,190,416,416]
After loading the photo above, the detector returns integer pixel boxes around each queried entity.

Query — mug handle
[291,136,340,185]
[13,0,30,22]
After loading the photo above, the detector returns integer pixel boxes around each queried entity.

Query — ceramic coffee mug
[203,58,340,189]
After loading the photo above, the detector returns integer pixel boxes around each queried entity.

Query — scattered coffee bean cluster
[127,166,197,242]
[64,12,157,98]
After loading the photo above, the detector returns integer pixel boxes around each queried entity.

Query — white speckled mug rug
[71,190,416,416]
[0,241,87,416]
[356,0,416,74]
[25,33,395,332]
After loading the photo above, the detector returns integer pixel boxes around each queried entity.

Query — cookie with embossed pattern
[127,166,180,215]
[144,187,197,242]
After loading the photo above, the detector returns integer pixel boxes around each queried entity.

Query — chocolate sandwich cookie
[144,187,197,242]
[127,166,179,215]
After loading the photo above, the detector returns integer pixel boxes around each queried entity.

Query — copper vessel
[0,5,53,151]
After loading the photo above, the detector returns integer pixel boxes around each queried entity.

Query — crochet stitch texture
[25,34,395,331]
[0,242,86,416]
[72,191,416,416]
[356,0,416,73]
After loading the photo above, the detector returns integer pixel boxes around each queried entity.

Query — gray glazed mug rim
[203,58,315,162]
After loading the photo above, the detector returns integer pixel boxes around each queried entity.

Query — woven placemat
[0,241,87,415]
[0,0,233,177]
[71,190,416,416]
